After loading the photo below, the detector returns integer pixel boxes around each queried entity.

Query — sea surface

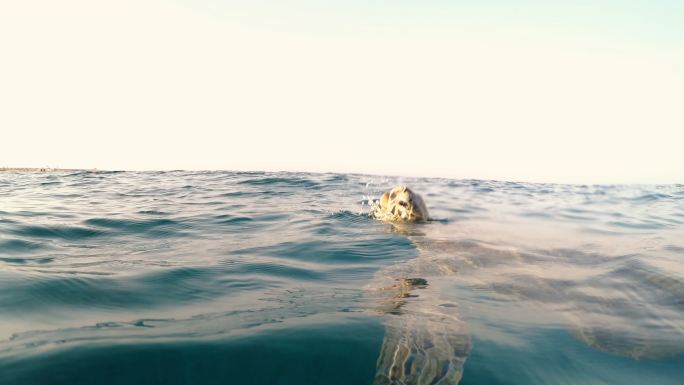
[1,171,683,385]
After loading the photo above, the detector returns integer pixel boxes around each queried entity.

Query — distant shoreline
[0,167,96,173]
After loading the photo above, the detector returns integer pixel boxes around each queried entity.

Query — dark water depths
[1,171,683,384]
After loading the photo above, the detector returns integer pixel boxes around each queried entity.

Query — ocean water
[1,171,683,385]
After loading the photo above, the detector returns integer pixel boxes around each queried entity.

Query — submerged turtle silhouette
[368,186,470,385]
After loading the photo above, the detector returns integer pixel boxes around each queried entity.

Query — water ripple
[11,225,104,240]
[0,171,682,384]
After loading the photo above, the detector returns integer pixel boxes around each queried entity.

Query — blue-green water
[1,171,683,384]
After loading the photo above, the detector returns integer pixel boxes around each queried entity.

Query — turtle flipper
[369,277,470,384]
[374,313,469,385]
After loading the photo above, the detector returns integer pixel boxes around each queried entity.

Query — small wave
[3,287,367,347]
[0,257,53,265]
[39,180,62,186]
[558,213,594,221]
[328,210,366,221]
[83,217,189,238]
[234,236,416,265]
[238,177,320,188]
[84,217,177,230]
[11,225,104,240]
[607,221,666,230]
[212,214,254,225]
[630,193,673,202]
[664,245,684,254]
[137,210,170,216]
[0,239,48,254]
[323,174,348,182]
[521,211,554,219]
[600,259,684,306]
[220,191,264,198]
[228,260,323,281]
[0,267,277,311]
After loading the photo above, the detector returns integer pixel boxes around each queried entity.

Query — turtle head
[383,185,429,222]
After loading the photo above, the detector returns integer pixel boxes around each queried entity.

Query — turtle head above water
[371,185,430,223]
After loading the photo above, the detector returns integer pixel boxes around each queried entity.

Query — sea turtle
[368,186,471,385]
[366,186,683,384]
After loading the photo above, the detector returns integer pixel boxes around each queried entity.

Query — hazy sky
[1,0,682,183]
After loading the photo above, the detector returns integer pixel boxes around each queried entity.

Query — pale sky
[1,0,682,183]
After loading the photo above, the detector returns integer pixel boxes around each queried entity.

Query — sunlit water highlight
[1,171,683,384]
